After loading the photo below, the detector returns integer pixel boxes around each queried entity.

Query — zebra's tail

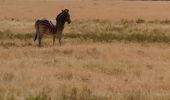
[34,20,39,41]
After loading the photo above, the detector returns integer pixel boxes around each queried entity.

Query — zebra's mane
[56,9,69,21]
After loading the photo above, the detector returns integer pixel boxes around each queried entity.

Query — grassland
[1,0,170,100]
[0,19,170,100]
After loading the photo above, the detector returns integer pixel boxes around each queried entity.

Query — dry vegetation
[1,19,170,100]
[1,0,170,100]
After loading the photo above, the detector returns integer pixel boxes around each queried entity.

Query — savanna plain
[1,0,170,100]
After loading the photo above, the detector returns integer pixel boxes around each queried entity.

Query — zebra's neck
[57,20,65,31]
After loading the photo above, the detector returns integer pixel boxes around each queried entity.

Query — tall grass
[1,19,170,44]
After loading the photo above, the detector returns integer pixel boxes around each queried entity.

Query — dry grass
[1,0,170,99]
[1,19,170,99]
[1,40,170,99]
[0,20,34,33]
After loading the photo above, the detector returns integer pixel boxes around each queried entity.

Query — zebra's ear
[62,9,69,12]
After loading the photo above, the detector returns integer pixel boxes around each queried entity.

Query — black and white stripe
[34,9,71,47]
[34,19,57,46]
[35,19,56,35]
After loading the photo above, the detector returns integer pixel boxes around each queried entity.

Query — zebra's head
[56,9,71,24]
[63,9,71,24]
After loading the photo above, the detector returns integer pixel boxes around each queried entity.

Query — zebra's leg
[53,34,56,46]
[38,33,43,47]
[34,33,37,42]
[57,32,62,46]
[59,37,61,46]
[34,21,39,42]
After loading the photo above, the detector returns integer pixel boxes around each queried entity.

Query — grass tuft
[25,87,111,100]
[26,90,51,100]
[136,18,145,24]
[58,86,111,100]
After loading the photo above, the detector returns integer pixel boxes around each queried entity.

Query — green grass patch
[0,31,170,43]
[64,33,170,43]
[0,31,34,40]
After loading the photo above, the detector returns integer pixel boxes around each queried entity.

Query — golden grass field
[1,0,170,100]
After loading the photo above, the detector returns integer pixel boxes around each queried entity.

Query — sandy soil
[0,0,170,21]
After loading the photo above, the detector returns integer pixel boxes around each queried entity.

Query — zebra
[34,9,71,47]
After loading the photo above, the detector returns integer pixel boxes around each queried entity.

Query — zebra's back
[35,19,57,34]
